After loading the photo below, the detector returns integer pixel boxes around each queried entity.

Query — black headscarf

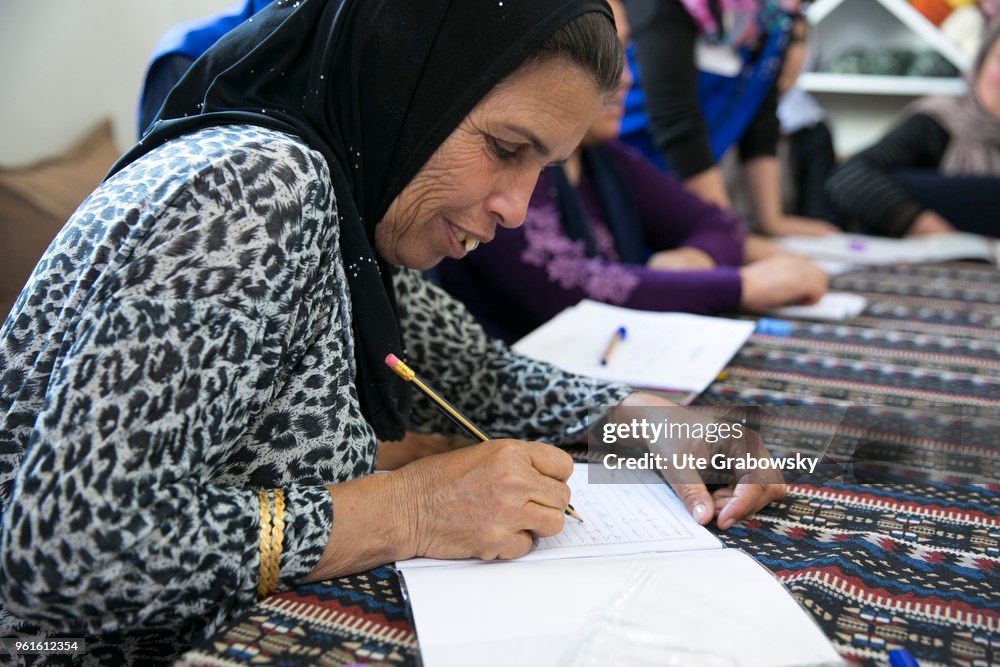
[109,0,613,440]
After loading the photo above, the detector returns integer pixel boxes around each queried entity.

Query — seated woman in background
[437,0,827,345]
[827,18,1000,237]
[0,1,785,663]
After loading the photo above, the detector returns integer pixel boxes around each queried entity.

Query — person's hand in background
[762,215,840,237]
[907,210,957,236]
[739,253,828,312]
[646,247,716,271]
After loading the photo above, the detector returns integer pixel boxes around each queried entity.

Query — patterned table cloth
[183,263,1000,667]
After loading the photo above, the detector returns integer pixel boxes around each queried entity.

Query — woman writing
[0,1,783,663]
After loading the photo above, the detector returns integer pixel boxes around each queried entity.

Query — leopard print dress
[0,125,630,664]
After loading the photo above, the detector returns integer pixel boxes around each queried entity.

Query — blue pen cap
[888,648,920,667]
[756,318,793,337]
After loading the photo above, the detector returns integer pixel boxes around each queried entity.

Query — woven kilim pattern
[182,262,1000,667]
[182,567,418,666]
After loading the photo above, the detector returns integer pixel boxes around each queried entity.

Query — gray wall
[0,0,233,166]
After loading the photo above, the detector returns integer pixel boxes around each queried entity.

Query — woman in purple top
[437,0,827,344]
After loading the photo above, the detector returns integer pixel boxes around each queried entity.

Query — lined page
[396,464,721,570]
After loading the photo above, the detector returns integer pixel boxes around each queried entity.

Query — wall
[0,0,234,167]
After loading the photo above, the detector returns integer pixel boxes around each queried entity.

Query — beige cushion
[0,120,119,318]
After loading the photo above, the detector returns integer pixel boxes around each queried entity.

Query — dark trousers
[787,122,842,226]
[893,170,1000,237]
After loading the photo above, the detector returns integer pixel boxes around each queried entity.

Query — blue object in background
[620,26,788,171]
[139,0,277,134]
[888,648,921,667]
[756,318,793,336]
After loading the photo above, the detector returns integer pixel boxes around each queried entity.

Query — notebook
[512,300,755,395]
[397,464,844,667]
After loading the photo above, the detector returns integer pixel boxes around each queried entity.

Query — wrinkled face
[376,57,604,269]
[976,39,1000,119]
[582,0,632,146]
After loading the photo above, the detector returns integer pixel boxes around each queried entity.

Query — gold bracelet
[269,488,285,592]
[257,490,275,600]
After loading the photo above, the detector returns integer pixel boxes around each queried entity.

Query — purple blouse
[436,141,745,343]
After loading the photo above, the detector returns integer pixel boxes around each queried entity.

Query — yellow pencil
[385,353,583,522]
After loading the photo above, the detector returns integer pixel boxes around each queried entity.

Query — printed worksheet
[395,464,721,570]
[512,300,755,394]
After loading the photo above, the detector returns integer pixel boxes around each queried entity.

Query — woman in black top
[827,18,1000,237]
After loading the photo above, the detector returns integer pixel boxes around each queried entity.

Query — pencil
[384,353,582,522]
[599,326,627,366]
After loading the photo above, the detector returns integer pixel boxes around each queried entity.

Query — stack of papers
[780,232,997,265]
[512,300,755,395]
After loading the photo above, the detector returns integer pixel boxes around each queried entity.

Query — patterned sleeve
[393,268,632,443]
[0,138,333,633]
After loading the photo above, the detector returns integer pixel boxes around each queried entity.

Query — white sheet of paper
[695,40,743,76]
[511,300,754,394]
[397,465,722,570]
[402,549,844,667]
[780,232,995,265]
[813,260,858,276]
[766,292,868,321]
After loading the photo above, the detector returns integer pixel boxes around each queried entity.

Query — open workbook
[396,464,843,667]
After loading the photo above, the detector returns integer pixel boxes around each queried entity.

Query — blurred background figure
[620,0,838,241]
[826,17,1000,237]
[773,13,842,227]
[139,0,274,136]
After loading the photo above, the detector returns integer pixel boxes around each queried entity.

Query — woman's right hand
[305,439,573,582]
[397,440,573,560]
[739,254,829,312]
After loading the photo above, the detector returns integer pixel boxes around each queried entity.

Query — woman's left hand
[608,392,787,529]
[376,432,456,470]
[646,247,716,271]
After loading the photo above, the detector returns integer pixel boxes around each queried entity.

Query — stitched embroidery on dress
[519,203,640,304]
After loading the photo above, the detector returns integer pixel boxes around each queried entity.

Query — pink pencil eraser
[385,353,400,368]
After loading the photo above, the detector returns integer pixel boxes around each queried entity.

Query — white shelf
[808,0,970,70]
[800,0,972,153]
[799,72,967,96]
[807,0,971,71]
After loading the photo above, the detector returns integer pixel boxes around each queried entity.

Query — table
[182,262,1000,667]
